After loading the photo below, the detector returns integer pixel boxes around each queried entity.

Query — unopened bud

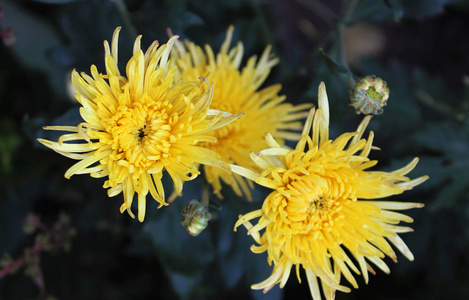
[349,75,389,115]
[181,200,212,236]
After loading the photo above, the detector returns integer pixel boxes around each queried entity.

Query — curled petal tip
[318,82,328,107]
[168,35,180,42]
[112,27,122,41]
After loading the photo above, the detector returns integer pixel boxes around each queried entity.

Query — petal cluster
[232,82,428,299]
[170,26,311,200]
[38,27,240,222]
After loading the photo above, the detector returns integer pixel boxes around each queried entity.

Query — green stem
[339,27,355,87]
[342,0,360,25]
[338,0,360,87]
[201,184,210,206]
[114,0,138,40]
[297,0,339,26]
[252,0,274,46]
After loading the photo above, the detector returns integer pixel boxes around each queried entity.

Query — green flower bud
[181,200,212,236]
[349,75,389,115]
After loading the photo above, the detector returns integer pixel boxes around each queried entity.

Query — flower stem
[338,0,360,87]
[114,0,138,40]
[201,184,210,206]
[342,0,360,25]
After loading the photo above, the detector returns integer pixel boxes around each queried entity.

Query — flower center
[105,98,175,173]
[309,191,343,230]
[273,153,353,236]
[311,196,325,210]
[137,125,147,139]
[283,178,342,234]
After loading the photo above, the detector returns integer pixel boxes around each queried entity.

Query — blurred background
[1,0,469,299]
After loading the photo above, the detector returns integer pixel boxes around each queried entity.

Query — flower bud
[181,200,212,236]
[349,75,389,115]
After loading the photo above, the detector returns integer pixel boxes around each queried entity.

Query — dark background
[1,0,469,299]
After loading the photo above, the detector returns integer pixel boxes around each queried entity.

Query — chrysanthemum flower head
[170,26,311,200]
[38,27,240,222]
[232,82,429,299]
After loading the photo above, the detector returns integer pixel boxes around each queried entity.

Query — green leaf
[435,173,469,210]
[0,132,22,175]
[142,178,215,298]
[215,185,283,300]
[414,123,469,159]
[52,1,126,73]
[0,196,28,254]
[402,0,457,19]
[215,199,245,288]
[318,48,350,76]
[132,6,204,40]
[351,0,394,22]
[35,107,82,145]
[412,122,469,209]
[1,0,65,94]
[355,0,457,22]
[383,0,404,21]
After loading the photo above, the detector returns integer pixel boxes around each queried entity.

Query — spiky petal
[170,26,311,200]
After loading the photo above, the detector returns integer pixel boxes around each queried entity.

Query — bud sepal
[349,75,389,115]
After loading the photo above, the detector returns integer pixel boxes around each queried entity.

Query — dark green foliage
[1,0,469,299]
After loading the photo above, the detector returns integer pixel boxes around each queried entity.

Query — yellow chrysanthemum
[37,27,240,222]
[232,82,429,299]
[171,26,311,200]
